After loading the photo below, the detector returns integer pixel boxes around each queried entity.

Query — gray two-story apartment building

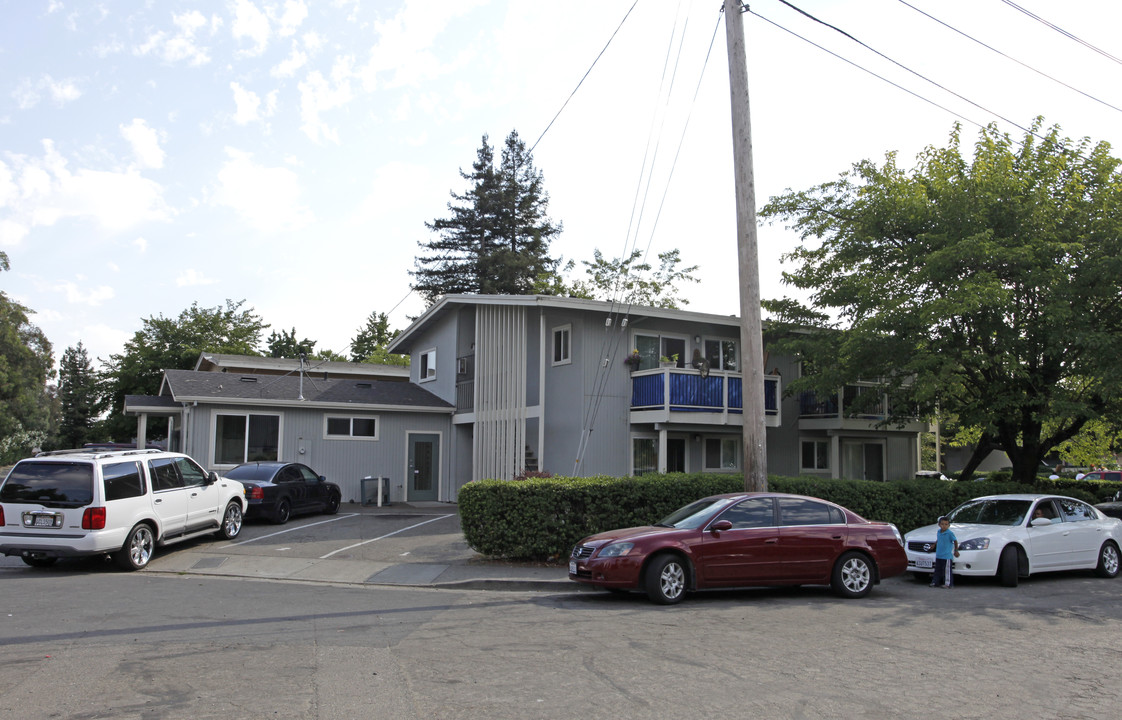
[126,295,928,504]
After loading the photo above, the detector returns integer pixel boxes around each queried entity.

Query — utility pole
[725,0,768,492]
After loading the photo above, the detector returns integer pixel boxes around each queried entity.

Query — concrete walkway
[146,501,576,592]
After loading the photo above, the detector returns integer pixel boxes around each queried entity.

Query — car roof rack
[34,448,164,459]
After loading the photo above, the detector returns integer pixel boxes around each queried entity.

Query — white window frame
[210,411,283,468]
[419,348,437,382]
[552,324,572,366]
[324,414,380,441]
[702,336,739,371]
[633,331,690,370]
[631,433,658,476]
[702,435,741,472]
[800,438,830,471]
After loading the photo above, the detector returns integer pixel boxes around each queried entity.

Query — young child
[931,516,959,588]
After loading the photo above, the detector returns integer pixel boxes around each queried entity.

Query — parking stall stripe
[229,513,361,546]
[320,514,455,559]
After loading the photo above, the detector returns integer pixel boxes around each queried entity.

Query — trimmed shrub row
[458,472,1107,561]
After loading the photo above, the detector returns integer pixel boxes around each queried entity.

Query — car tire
[273,499,291,525]
[21,556,57,568]
[644,554,687,605]
[217,501,243,540]
[114,524,155,571]
[1094,541,1121,578]
[325,492,340,515]
[998,545,1019,587]
[832,551,874,598]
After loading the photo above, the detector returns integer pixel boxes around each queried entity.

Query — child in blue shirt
[931,516,959,588]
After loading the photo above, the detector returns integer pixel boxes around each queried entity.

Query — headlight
[958,537,990,551]
[890,524,904,547]
[597,542,635,558]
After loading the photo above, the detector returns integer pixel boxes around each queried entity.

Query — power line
[528,0,640,155]
[1000,0,1122,67]
[898,0,1122,115]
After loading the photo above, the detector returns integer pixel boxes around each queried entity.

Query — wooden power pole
[724,0,768,492]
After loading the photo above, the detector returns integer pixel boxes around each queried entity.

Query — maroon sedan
[569,492,907,604]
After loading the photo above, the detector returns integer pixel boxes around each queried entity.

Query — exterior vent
[239,376,258,383]
[356,382,372,389]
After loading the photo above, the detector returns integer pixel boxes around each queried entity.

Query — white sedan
[904,494,1122,587]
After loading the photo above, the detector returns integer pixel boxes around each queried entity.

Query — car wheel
[832,551,874,598]
[273,499,291,525]
[324,492,341,515]
[998,545,1019,587]
[114,524,155,571]
[644,554,687,605]
[217,501,243,540]
[1094,541,1121,578]
[21,556,57,568]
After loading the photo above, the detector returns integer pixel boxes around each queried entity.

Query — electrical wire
[898,0,1122,114]
[528,0,640,155]
[1000,0,1122,67]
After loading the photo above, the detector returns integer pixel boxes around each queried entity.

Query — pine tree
[58,342,101,449]
[413,130,562,304]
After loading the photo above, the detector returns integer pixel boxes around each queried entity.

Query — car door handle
[154,498,163,504]
[764,538,778,544]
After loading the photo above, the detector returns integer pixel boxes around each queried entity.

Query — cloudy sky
[3,0,1121,368]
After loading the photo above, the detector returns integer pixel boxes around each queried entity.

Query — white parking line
[319,514,454,559]
[229,513,360,546]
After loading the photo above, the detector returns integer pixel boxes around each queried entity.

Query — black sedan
[224,462,341,524]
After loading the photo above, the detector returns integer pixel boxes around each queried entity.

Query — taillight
[246,487,264,500]
[0,506,5,526]
[82,507,106,530]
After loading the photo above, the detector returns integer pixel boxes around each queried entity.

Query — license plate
[569,560,577,574]
[34,515,55,527]
[915,557,933,569]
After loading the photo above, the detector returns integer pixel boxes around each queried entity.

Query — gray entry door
[408,434,439,502]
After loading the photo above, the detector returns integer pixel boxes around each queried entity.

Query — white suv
[0,449,246,570]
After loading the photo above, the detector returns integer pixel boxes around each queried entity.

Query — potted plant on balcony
[660,353,679,368]
[624,350,642,372]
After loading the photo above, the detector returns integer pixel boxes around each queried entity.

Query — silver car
[904,494,1122,587]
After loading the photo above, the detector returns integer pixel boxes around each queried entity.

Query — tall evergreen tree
[350,311,409,366]
[413,130,562,305]
[57,342,102,449]
[265,328,318,358]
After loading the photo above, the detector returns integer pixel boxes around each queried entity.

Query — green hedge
[458,473,1104,561]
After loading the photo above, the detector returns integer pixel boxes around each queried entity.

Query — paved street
[2,507,1122,719]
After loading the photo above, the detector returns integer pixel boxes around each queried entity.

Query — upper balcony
[798,384,930,432]
[629,368,780,427]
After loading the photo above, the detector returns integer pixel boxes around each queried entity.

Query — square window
[801,440,829,470]
[419,349,436,380]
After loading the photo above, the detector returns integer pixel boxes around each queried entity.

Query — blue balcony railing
[630,370,778,417]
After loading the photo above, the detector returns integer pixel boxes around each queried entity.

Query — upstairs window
[552,325,572,365]
[419,349,436,381]
[704,338,738,371]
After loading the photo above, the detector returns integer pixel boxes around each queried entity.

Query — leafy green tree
[413,130,562,305]
[760,120,1122,482]
[101,300,267,440]
[0,251,55,462]
[265,328,318,358]
[568,248,699,309]
[57,342,104,449]
[350,311,409,365]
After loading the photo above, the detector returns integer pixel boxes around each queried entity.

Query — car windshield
[0,462,95,507]
[948,498,1031,526]
[655,497,736,530]
[224,464,279,481]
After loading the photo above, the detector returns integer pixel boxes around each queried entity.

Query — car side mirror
[206,471,219,485]
[1030,517,1052,527]
[319,475,326,483]
[709,520,733,533]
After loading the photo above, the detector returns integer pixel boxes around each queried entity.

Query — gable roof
[388,294,742,353]
[194,352,409,381]
[139,369,453,413]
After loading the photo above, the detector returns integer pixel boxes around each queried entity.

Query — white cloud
[297,56,355,143]
[134,10,212,66]
[0,141,172,245]
[119,119,166,170]
[56,280,115,306]
[12,75,82,110]
[274,0,308,38]
[212,147,312,232]
[134,237,148,253]
[230,82,261,125]
[232,0,271,56]
[176,269,217,287]
[271,47,307,78]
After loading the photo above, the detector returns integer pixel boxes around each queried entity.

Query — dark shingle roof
[159,369,452,411]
